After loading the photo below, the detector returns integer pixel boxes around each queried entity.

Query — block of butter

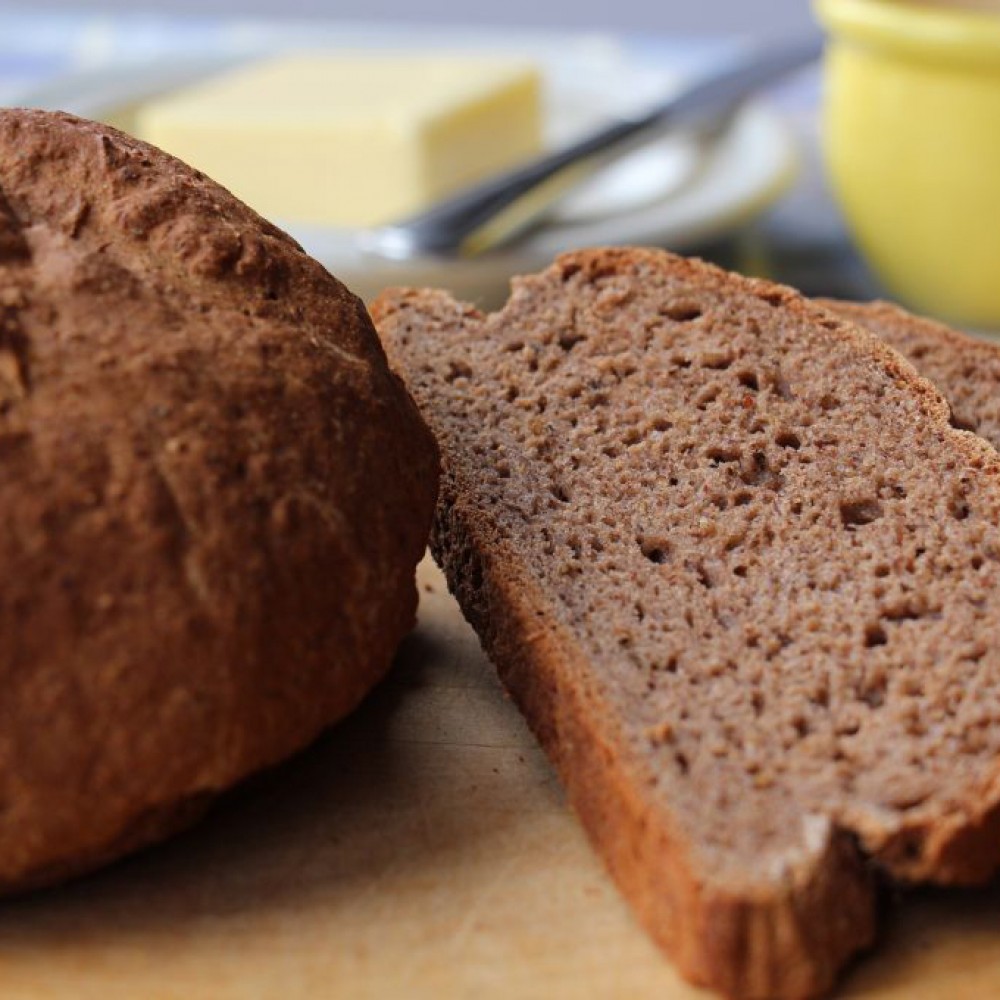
[134,52,543,228]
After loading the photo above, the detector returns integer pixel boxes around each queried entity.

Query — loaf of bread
[0,109,437,890]
[820,298,1000,447]
[374,248,1000,999]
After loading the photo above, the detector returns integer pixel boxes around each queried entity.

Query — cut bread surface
[374,249,1000,999]
[821,298,1000,449]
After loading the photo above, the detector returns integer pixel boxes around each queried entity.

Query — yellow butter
[134,52,543,228]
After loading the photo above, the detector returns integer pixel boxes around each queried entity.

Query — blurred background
[3,0,995,329]
[19,0,815,35]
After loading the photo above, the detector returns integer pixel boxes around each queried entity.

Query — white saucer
[13,29,799,305]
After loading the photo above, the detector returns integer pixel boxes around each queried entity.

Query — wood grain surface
[0,556,997,999]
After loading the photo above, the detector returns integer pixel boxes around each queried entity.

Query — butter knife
[363,36,821,260]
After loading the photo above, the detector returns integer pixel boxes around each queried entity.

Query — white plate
[13,30,798,305]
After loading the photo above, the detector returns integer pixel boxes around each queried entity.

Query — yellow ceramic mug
[815,0,1000,327]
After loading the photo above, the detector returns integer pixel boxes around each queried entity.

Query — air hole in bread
[884,600,931,623]
[701,351,732,370]
[773,372,795,401]
[951,497,971,520]
[638,535,670,565]
[445,359,473,382]
[840,498,883,529]
[695,385,721,410]
[550,483,571,504]
[723,528,744,551]
[740,451,783,491]
[964,642,988,664]
[737,370,759,391]
[660,301,702,323]
[864,624,888,648]
[707,445,740,466]
[775,430,801,450]
[860,678,887,707]
[558,330,586,352]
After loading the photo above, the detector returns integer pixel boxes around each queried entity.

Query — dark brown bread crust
[819,298,1000,450]
[374,249,1000,999]
[0,109,438,890]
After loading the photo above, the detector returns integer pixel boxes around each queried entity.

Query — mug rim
[815,0,1000,66]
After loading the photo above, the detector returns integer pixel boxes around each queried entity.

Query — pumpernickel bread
[0,109,437,890]
[820,298,1000,447]
[374,248,1000,999]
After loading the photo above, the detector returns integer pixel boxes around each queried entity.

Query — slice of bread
[819,299,1000,447]
[373,248,1000,1000]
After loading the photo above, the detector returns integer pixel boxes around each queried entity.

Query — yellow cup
[815,0,1000,327]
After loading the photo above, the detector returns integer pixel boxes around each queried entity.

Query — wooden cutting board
[1,556,999,999]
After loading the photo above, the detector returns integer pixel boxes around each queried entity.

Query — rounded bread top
[0,109,438,888]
